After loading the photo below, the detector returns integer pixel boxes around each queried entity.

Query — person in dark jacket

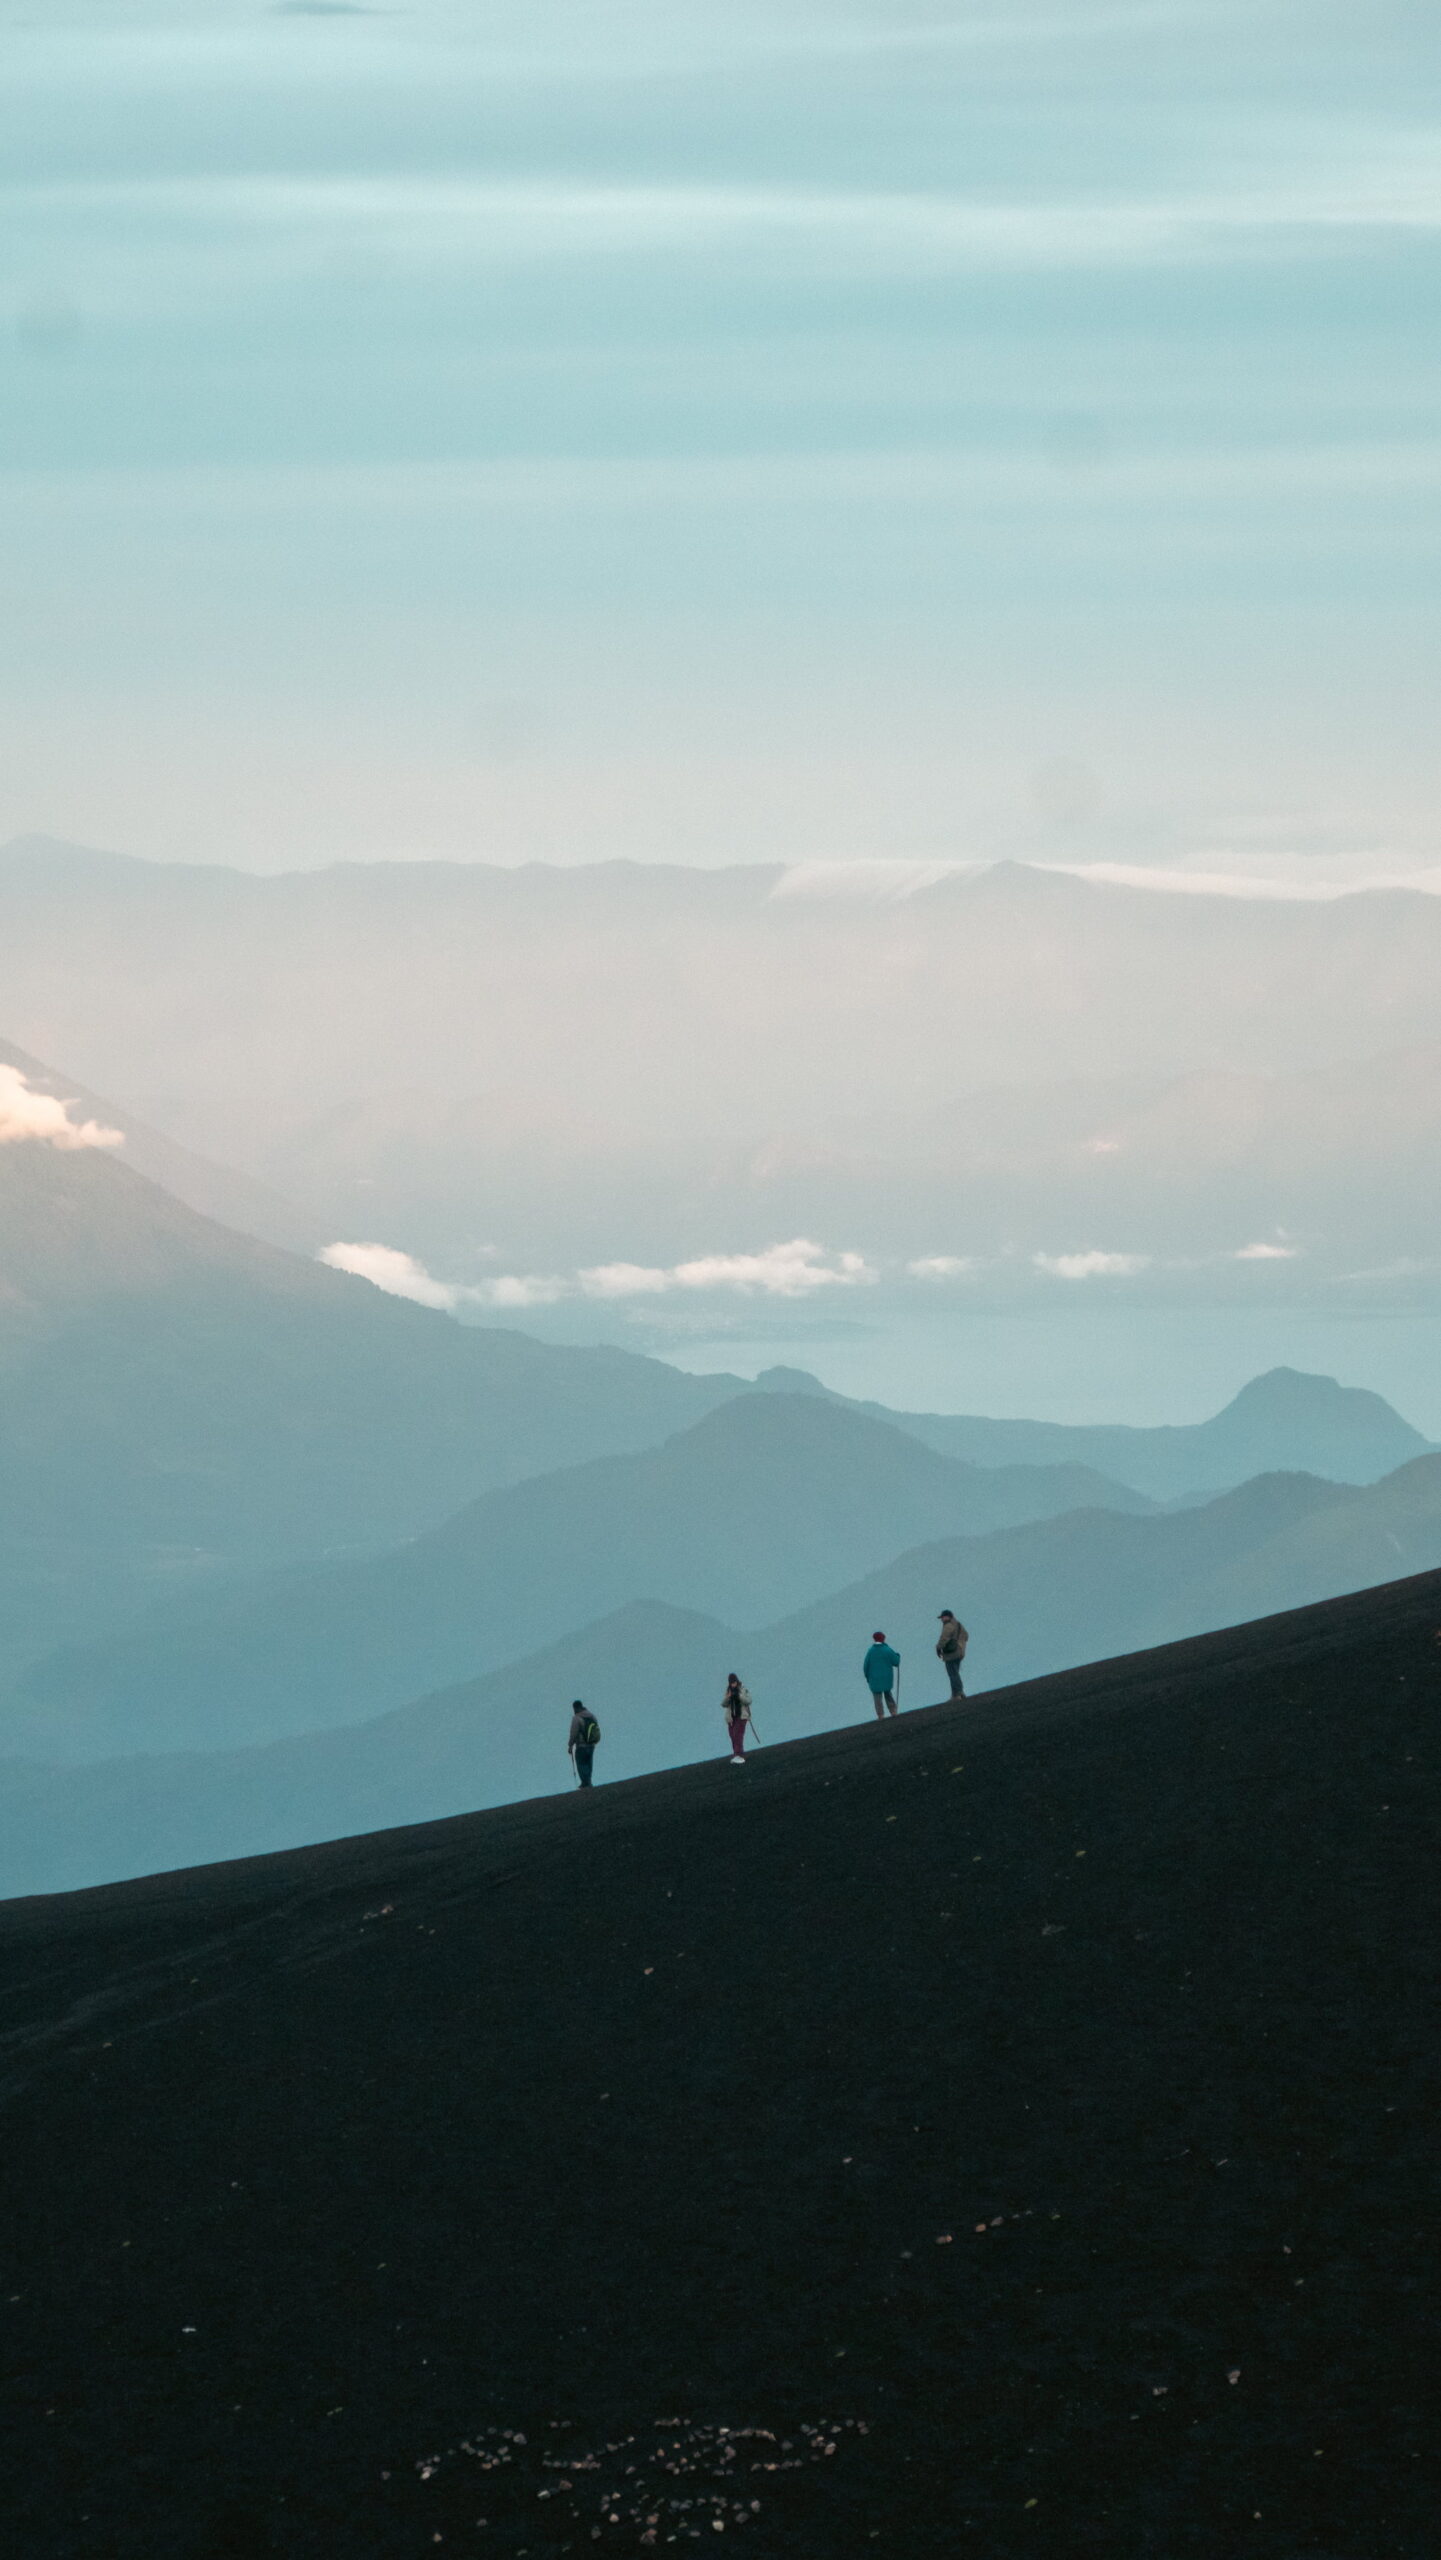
[863,1631,901,1719]
[568,1699,601,1787]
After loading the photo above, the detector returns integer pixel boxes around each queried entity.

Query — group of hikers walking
[565,1609,967,1786]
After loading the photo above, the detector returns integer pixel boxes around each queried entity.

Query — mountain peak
[1203,1367,1431,1472]
[752,1365,833,1398]
[0,833,143,874]
[1226,1365,1366,1411]
[1219,1366,1427,1434]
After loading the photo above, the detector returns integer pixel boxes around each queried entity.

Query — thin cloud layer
[0,1064,123,1152]
[580,1242,874,1299]
[321,1236,1317,1311]
[319,1237,876,1311]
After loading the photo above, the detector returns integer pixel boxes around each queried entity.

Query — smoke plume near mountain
[0,1065,122,1153]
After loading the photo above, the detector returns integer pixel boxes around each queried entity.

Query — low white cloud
[906,1254,977,1279]
[1234,1241,1298,1261]
[319,1241,463,1308]
[321,1235,875,1312]
[480,1271,568,1308]
[0,1064,123,1152]
[320,1242,568,1310]
[576,1260,672,1300]
[581,1239,876,1299]
[1034,1249,1151,1280]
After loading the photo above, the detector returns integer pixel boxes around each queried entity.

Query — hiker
[722,1673,754,1763]
[568,1699,601,1787]
[862,1630,901,1720]
[936,1610,969,1698]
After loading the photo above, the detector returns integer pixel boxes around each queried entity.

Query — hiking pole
[894,1662,902,1715]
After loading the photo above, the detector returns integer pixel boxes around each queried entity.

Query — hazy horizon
[3,840,1439,1432]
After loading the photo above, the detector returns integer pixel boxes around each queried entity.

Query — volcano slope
[0,1576,1436,2560]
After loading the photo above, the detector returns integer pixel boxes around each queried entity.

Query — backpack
[577,1716,601,1748]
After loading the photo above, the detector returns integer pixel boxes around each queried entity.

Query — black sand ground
[1,1574,1437,2560]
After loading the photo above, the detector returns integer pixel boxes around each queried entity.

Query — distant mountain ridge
[4,1456,1439,1896]
[753,1456,1441,1709]
[756,1363,1433,1496]
[0,1105,741,1664]
[0,1038,1433,1749]
[4,836,1441,1280]
[0,1391,1154,1761]
[0,1035,317,1252]
[8,1327,1433,1768]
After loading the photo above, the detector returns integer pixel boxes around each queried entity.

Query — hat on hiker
[872,1630,886,1640]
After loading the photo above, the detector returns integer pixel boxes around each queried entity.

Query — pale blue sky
[2,0,1438,869]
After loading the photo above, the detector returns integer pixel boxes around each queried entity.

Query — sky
[2,0,1439,877]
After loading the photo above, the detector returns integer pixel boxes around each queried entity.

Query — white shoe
[729,1754,748,1767]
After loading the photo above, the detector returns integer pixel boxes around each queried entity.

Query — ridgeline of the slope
[0,1571,1436,2560]
[5,1451,1440,1897]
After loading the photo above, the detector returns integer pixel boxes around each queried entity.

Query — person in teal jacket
[862,1632,901,1720]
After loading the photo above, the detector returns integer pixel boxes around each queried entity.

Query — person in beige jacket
[936,1610,969,1699]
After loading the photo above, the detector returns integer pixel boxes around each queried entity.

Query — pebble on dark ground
[0,1570,1437,2559]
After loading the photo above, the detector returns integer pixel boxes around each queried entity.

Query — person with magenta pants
[723,1674,754,1762]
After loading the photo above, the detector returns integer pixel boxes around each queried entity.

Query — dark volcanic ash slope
[0,1574,1436,2560]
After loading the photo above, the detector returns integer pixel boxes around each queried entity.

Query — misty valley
[1,848,1438,1895]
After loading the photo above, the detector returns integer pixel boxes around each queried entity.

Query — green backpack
[577,1716,601,1748]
